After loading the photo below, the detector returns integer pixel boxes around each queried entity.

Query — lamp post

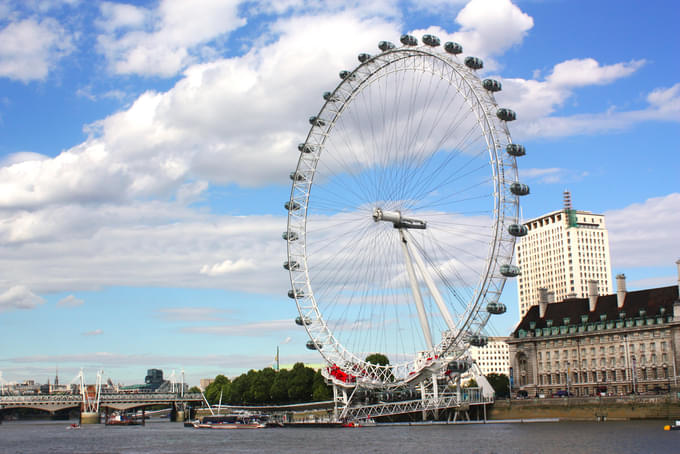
[631,355,637,394]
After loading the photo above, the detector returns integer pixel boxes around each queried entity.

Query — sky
[0,0,678,387]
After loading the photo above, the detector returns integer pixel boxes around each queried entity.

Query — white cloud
[200,258,257,276]
[519,167,588,184]
[183,319,293,336]
[607,193,680,269]
[157,307,230,322]
[83,328,103,336]
[57,294,84,307]
[0,285,45,311]
[0,17,74,82]
[547,58,644,88]
[96,0,246,77]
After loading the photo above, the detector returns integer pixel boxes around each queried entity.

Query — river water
[0,419,676,453]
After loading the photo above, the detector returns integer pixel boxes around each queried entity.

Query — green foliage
[203,363,331,405]
[188,386,201,393]
[365,353,390,366]
[486,373,510,397]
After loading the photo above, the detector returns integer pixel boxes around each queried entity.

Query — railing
[0,392,203,409]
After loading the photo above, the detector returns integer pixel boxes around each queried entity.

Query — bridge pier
[80,411,100,424]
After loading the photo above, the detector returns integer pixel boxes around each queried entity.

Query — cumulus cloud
[606,193,680,269]
[200,258,257,276]
[0,17,74,82]
[57,294,84,307]
[0,285,45,311]
[96,0,246,77]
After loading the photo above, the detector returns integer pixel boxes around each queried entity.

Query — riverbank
[489,394,680,421]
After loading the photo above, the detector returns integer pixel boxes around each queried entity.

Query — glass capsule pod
[295,315,311,326]
[508,223,528,237]
[298,143,315,153]
[500,264,521,277]
[444,42,463,54]
[306,340,320,350]
[486,302,507,315]
[482,79,502,92]
[283,261,299,271]
[468,334,488,347]
[446,360,471,374]
[339,70,355,80]
[464,56,483,70]
[288,288,304,299]
[400,34,418,46]
[497,108,517,121]
[323,91,340,102]
[290,171,305,181]
[285,201,300,211]
[422,34,440,46]
[282,231,299,241]
[378,41,395,51]
[357,53,371,63]
[506,143,526,157]
[510,182,530,196]
[308,116,325,127]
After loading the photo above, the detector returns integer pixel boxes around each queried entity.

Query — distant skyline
[0,0,678,386]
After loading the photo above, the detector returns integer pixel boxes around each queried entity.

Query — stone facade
[508,279,680,397]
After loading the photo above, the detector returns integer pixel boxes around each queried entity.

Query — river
[0,419,676,453]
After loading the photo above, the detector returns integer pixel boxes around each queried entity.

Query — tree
[287,362,315,402]
[486,373,510,398]
[270,369,290,403]
[365,353,390,366]
[250,368,276,403]
[312,369,332,401]
[188,386,201,393]
[205,374,230,404]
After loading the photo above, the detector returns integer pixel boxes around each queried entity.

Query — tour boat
[192,415,265,429]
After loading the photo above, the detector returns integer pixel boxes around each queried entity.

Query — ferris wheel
[284,34,528,390]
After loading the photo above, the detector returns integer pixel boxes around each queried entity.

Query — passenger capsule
[309,116,325,127]
[464,56,483,70]
[446,360,471,374]
[500,264,521,277]
[482,79,502,92]
[323,91,340,102]
[285,201,300,211]
[468,334,488,347]
[282,231,299,241]
[422,34,440,47]
[400,34,418,46]
[510,182,530,196]
[290,171,305,181]
[339,70,355,81]
[506,144,526,157]
[298,143,315,153]
[306,340,321,350]
[283,261,300,271]
[378,41,396,51]
[486,302,507,315]
[444,42,463,54]
[496,108,516,122]
[358,53,371,63]
[295,315,311,326]
[508,224,528,237]
[288,288,304,299]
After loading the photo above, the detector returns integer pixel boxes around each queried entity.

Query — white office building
[469,336,510,376]
[516,192,613,319]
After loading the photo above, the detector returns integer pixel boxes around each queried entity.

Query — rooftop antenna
[563,190,572,210]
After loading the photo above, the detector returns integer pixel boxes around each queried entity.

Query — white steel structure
[516,198,612,319]
[284,34,527,416]
[468,336,510,376]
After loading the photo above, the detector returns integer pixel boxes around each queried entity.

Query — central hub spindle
[372,208,426,229]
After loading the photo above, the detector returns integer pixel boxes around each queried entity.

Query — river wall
[488,395,680,421]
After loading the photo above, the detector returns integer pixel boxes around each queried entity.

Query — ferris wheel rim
[285,40,519,388]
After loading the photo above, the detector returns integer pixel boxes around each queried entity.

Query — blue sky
[0,0,678,386]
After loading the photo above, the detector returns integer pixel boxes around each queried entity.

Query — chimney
[616,274,627,309]
[539,287,549,318]
[547,291,555,304]
[588,279,599,312]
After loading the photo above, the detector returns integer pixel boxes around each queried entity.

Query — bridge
[0,392,203,423]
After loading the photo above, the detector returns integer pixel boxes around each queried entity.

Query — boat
[664,421,680,431]
[66,423,80,430]
[192,415,265,429]
[106,413,141,426]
